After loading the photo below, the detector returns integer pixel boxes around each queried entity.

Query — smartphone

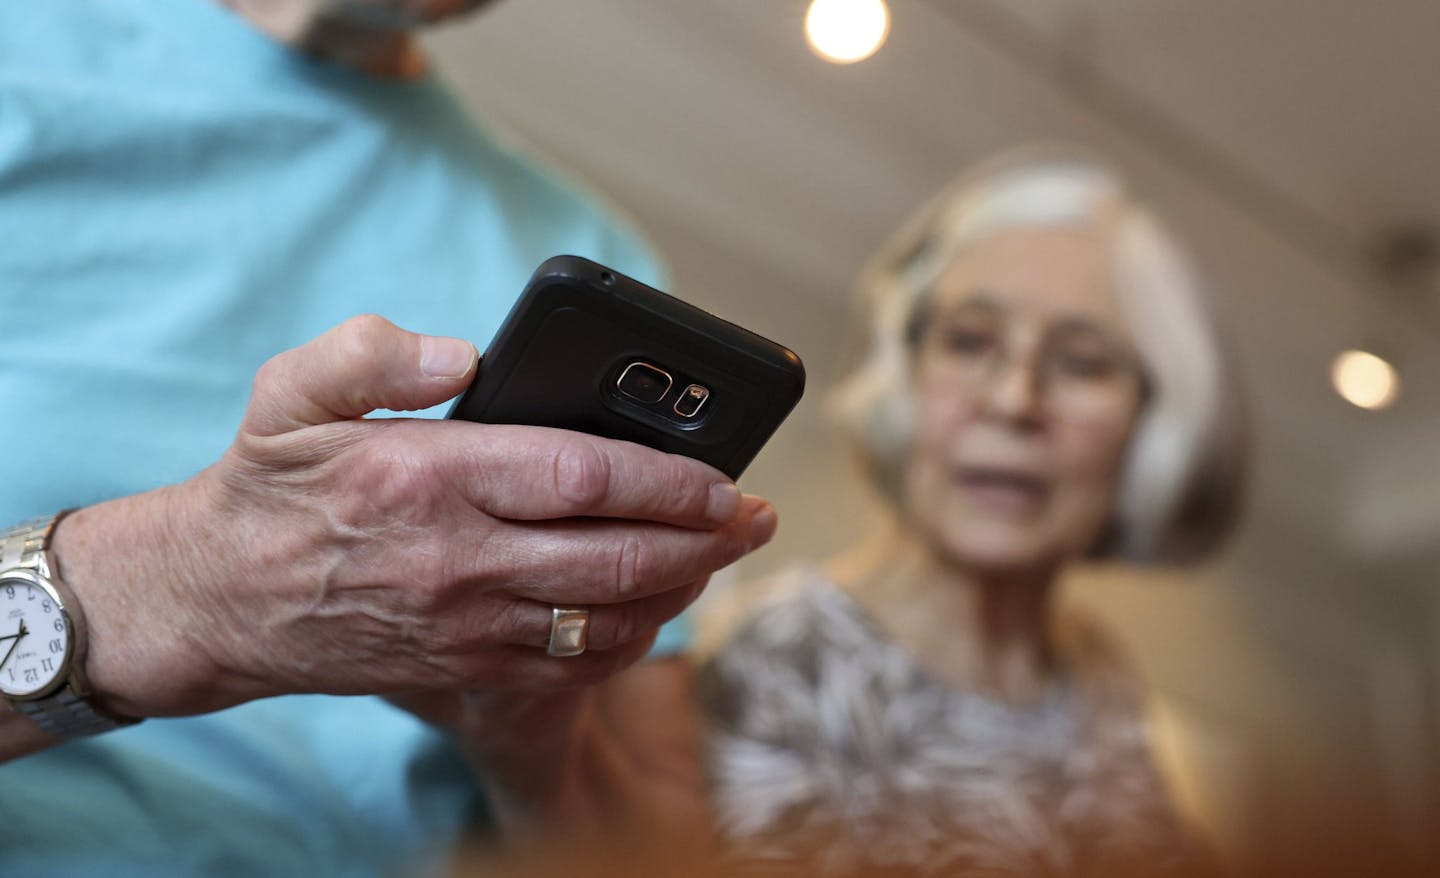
[447,255,805,480]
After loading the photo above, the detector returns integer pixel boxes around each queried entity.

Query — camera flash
[674,384,710,418]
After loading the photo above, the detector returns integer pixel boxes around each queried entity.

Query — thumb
[242,314,478,436]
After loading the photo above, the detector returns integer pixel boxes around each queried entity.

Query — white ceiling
[426,0,1440,586]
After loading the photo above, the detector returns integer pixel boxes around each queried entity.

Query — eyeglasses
[911,299,1149,415]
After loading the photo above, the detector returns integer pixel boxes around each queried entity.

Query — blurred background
[425,0,1438,871]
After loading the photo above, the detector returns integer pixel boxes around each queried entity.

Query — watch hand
[0,622,27,668]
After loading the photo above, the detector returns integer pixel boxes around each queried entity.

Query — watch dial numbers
[0,579,68,697]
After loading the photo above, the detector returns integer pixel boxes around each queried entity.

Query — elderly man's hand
[55,315,775,719]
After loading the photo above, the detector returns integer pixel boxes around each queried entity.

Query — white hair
[833,147,1247,564]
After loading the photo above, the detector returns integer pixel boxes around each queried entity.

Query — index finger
[433,422,745,529]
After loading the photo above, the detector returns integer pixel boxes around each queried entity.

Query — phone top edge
[450,256,806,481]
[528,255,806,388]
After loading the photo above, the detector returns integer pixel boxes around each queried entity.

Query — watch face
[0,574,70,698]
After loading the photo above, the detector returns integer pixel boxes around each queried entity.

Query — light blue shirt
[0,1,685,874]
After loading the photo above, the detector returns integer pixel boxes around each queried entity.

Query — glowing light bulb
[805,0,890,65]
[1332,349,1399,410]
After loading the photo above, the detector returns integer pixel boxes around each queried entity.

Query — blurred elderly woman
[695,150,1247,877]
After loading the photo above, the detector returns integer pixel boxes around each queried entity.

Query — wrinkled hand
[59,315,775,719]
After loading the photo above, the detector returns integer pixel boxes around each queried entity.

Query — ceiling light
[805,0,890,65]
[1332,349,1399,411]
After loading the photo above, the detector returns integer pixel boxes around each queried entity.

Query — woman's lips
[953,466,1051,517]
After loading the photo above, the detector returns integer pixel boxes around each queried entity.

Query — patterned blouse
[697,567,1209,877]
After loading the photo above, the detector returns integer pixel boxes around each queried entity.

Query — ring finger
[500,577,708,654]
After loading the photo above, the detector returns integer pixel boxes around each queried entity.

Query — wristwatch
[0,511,138,739]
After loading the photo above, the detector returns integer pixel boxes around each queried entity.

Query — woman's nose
[979,352,1046,429]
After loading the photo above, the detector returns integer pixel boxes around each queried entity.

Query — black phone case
[447,255,805,480]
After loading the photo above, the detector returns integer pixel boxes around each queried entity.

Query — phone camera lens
[674,384,710,418]
[616,361,672,403]
[599,270,616,286]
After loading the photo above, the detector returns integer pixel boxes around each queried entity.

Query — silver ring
[547,607,590,657]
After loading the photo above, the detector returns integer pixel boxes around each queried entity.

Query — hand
[52,315,776,719]
[392,656,714,845]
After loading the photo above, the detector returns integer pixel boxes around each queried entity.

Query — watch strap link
[14,684,132,737]
[0,514,62,580]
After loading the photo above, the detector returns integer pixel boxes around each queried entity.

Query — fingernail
[706,482,741,524]
[748,505,778,550]
[420,336,475,379]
